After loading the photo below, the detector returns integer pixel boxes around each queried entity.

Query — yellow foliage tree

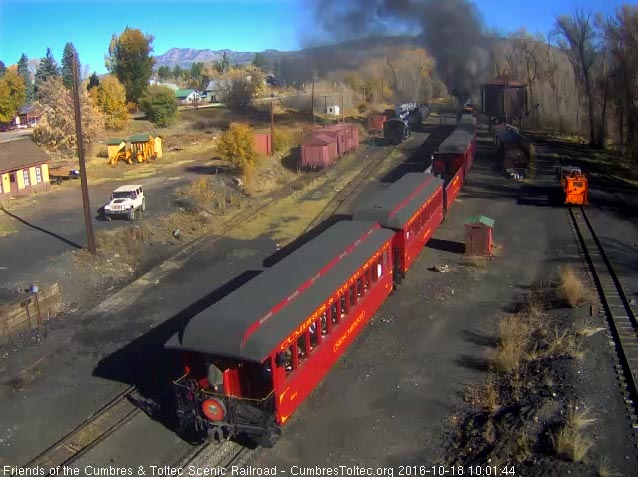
[216,122,257,184]
[33,76,102,153]
[220,67,266,109]
[91,75,129,130]
[0,70,26,123]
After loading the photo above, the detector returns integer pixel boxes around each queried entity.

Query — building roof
[175,89,196,98]
[165,220,393,362]
[205,80,228,92]
[106,138,126,145]
[465,215,495,228]
[0,138,50,174]
[18,104,41,116]
[353,173,444,229]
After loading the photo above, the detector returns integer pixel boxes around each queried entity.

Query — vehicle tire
[128,207,136,221]
[141,199,146,212]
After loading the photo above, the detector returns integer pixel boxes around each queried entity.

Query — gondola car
[353,173,444,282]
[166,221,394,447]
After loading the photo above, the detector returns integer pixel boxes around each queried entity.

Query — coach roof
[165,220,393,362]
[352,173,443,229]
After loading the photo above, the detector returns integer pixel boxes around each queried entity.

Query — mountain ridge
[152,36,421,69]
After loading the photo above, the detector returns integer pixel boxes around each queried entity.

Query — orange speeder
[558,166,589,206]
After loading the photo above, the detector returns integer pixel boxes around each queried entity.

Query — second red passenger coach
[353,173,444,279]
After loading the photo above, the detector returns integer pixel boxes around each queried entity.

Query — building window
[35,167,42,184]
[23,169,30,186]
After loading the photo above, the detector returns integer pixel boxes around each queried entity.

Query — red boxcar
[368,114,387,133]
[166,220,394,446]
[300,133,338,168]
[318,123,360,157]
[353,173,444,279]
[254,133,272,156]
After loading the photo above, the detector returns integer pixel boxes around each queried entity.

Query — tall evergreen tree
[0,61,6,77]
[17,54,33,102]
[87,72,100,91]
[61,42,79,90]
[34,48,60,97]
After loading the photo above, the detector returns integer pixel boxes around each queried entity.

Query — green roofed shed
[106,138,126,145]
[464,215,494,257]
[464,215,495,228]
[129,134,152,143]
[175,89,195,99]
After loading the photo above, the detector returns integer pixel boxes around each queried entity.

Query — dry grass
[0,218,17,238]
[559,265,597,307]
[597,457,621,477]
[491,314,532,373]
[574,318,606,337]
[547,328,584,360]
[552,405,596,462]
[464,378,500,412]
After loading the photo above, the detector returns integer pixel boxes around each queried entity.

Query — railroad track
[25,386,140,471]
[303,138,416,232]
[172,440,250,470]
[569,206,638,428]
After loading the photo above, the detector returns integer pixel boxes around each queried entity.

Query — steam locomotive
[383,102,429,145]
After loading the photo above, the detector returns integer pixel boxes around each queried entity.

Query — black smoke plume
[304,0,489,101]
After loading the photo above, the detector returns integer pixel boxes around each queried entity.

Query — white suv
[102,185,146,221]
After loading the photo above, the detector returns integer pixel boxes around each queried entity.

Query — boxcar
[300,133,338,169]
[165,221,394,446]
[353,173,444,280]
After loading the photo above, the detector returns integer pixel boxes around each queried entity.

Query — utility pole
[72,53,96,254]
[270,98,275,156]
[311,76,315,124]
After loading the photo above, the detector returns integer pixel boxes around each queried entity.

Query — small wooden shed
[464,215,495,257]
[106,138,127,164]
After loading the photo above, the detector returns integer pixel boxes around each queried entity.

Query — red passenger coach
[353,173,444,279]
[165,221,394,446]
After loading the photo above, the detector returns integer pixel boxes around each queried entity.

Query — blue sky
[0,0,630,74]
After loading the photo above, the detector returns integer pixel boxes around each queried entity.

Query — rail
[569,207,638,421]
[25,386,140,471]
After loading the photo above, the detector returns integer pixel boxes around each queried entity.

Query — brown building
[0,138,51,198]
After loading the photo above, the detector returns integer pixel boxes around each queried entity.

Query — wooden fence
[0,283,62,344]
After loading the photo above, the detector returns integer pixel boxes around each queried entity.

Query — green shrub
[138,85,178,127]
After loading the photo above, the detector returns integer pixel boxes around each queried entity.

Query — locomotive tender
[166,115,477,447]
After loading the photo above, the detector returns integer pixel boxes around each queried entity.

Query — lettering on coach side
[332,310,366,353]
[278,245,387,352]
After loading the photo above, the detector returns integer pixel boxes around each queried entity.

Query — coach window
[297,335,308,363]
[340,293,347,317]
[364,268,371,290]
[320,312,328,336]
[372,260,379,281]
[349,284,356,307]
[377,257,383,278]
[281,347,294,375]
[309,320,319,348]
[331,302,339,327]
